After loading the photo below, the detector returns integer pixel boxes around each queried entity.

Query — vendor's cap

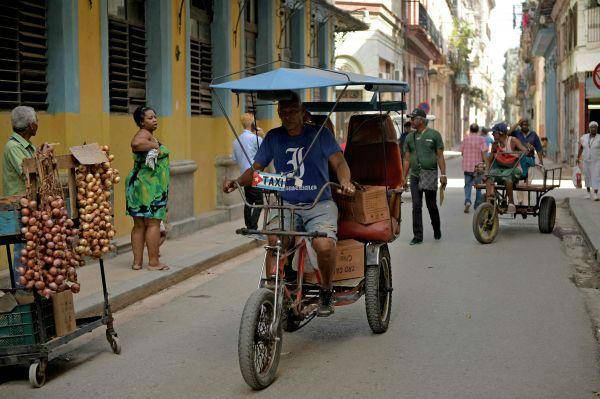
[408,108,427,118]
[492,122,508,134]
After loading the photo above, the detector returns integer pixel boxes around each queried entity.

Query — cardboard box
[52,290,76,337]
[335,186,390,225]
[333,239,364,281]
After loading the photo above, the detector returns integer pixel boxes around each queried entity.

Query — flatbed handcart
[472,154,562,244]
[0,153,120,388]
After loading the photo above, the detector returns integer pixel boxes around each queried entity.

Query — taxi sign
[252,171,286,191]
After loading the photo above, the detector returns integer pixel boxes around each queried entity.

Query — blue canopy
[210,68,409,93]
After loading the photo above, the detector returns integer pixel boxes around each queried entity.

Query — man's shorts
[268,199,338,241]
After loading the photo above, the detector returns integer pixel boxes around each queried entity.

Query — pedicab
[210,64,408,390]
[472,151,562,244]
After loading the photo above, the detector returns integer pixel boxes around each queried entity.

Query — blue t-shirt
[512,129,542,157]
[254,124,341,204]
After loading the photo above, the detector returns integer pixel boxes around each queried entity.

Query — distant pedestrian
[480,126,494,155]
[577,121,600,200]
[402,108,447,245]
[126,106,170,271]
[460,123,487,213]
[232,113,264,229]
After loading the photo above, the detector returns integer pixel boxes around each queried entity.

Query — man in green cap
[402,108,447,245]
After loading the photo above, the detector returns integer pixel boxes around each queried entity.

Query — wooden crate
[22,154,79,220]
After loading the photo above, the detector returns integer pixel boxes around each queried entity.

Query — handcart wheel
[238,288,282,390]
[538,196,556,234]
[29,359,47,388]
[364,246,392,334]
[108,335,122,354]
[473,202,499,244]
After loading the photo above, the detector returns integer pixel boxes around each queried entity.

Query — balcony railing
[405,1,444,51]
[589,6,600,43]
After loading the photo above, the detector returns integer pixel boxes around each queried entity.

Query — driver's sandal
[317,289,335,317]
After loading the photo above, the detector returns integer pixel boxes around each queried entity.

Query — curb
[566,197,599,262]
[76,239,261,318]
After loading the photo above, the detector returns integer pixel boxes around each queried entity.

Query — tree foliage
[448,18,476,75]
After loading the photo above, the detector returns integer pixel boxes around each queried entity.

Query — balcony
[404,1,444,62]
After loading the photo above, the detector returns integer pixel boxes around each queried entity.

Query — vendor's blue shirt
[254,124,341,204]
[512,129,542,157]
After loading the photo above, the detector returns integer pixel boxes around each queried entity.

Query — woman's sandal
[132,264,142,270]
[147,264,170,271]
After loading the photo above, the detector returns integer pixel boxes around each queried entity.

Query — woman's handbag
[413,133,438,191]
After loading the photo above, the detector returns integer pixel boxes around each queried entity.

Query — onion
[21,207,30,216]
[26,259,35,268]
[17,266,26,275]
[21,216,30,224]
[24,232,34,240]
[45,219,54,228]
[25,269,34,279]
[20,227,28,234]
[52,208,61,217]
[48,282,58,291]
[34,281,45,290]
[29,201,37,209]
[26,280,35,290]
[29,225,38,233]
[19,197,30,207]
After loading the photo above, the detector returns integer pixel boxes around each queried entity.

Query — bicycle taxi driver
[223,92,355,317]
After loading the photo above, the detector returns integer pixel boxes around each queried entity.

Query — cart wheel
[108,335,122,354]
[29,359,47,388]
[473,202,499,244]
[238,288,282,390]
[365,246,392,334]
[538,196,556,234]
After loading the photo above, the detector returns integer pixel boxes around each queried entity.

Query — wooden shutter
[0,0,48,111]
[108,0,146,113]
[190,1,212,116]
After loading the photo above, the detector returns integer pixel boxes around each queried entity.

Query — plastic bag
[145,148,159,170]
[572,165,582,188]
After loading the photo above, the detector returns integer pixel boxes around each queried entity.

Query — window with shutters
[190,0,212,116]
[0,1,48,111]
[108,0,146,113]
[244,0,258,112]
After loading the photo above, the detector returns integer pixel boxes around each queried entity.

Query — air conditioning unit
[394,70,402,80]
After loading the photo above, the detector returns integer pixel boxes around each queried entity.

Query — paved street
[1,158,599,398]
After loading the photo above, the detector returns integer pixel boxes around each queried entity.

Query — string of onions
[74,145,120,258]
[17,196,84,298]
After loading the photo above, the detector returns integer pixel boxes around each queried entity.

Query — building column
[47,0,80,113]
[146,0,173,116]
[211,1,232,116]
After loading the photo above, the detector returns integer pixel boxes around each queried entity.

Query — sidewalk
[567,196,600,263]
[0,219,259,317]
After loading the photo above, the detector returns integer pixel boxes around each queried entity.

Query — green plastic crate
[0,298,55,347]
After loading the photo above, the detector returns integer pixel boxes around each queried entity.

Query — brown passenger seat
[337,114,403,242]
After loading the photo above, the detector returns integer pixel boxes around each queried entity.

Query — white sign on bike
[252,171,287,191]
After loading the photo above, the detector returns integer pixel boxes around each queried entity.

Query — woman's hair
[133,105,156,127]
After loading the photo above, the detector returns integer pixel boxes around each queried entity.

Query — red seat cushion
[338,218,399,242]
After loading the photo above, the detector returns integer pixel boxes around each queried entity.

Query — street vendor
[2,106,40,285]
[486,122,529,214]
[222,92,355,317]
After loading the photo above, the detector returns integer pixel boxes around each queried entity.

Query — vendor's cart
[0,152,120,388]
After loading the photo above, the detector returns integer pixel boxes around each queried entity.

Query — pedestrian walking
[402,108,447,245]
[460,123,487,213]
[480,126,494,154]
[577,121,600,200]
[232,113,264,230]
[126,106,171,271]
[2,106,46,286]
[509,118,544,204]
